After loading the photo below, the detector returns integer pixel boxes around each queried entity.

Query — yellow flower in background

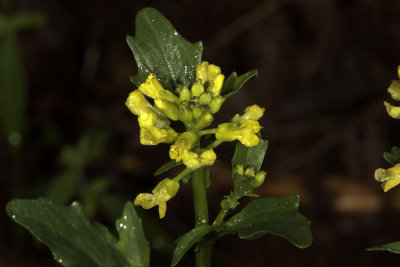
[384,101,400,119]
[134,178,180,218]
[375,163,400,192]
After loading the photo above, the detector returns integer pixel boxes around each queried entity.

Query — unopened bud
[207,64,221,81]
[244,166,256,177]
[193,105,204,120]
[207,74,224,96]
[191,80,205,97]
[179,86,191,102]
[199,92,212,105]
[197,113,213,130]
[155,99,179,121]
[179,105,193,122]
[253,171,266,188]
[209,96,225,114]
[235,164,244,175]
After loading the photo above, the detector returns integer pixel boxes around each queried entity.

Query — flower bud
[244,166,256,177]
[197,113,213,130]
[384,101,400,119]
[139,74,179,104]
[207,64,221,81]
[375,163,400,192]
[209,96,225,114]
[235,164,244,175]
[179,86,191,102]
[191,80,205,97]
[178,105,193,122]
[125,90,152,116]
[155,99,179,121]
[199,92,212,105]
[207,74,224,96]
[196,62,209,84]
[388,80,400,101]
[153,178,180,199]
[253,171,266,188]
[192,105,204,120]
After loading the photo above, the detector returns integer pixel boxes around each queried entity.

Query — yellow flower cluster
[375,163,400,192]
[384,66,400,119]
[134,178,180,218]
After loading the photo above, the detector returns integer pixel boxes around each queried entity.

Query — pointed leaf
[127,7,202,88]
[232,137,268,172]
[6,198,126,267]
[383,146,400,166]
[367,241,400,254]
[171,225,212,266]
[154,160,182,176]
[115,202,150,267]
[220,70,258,98]
[224,194,312,248]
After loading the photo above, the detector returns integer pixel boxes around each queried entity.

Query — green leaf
[232,136,268,172]
[367,241,400,254]
[220,70,258,98]
[224,194,312,248]
[154,160,182,176]
[6,198,126,267]
[0,35,26,147]
[383,146,400,166]
[82,177,112,217]
[171,225,212,266]
[45,169,80,205]
[115,202,150,267]
[127,7,203,89]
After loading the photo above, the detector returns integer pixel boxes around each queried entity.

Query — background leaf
[171,225,212,266]
[220,70,258,98]
[367,241,400,254]
[115,202,150,267]
[154,160,182,176]
[224,194,312,248]
[6,198,126,267]
[383,146,400,166]
[127,7,203,89]
[232,137,268,172]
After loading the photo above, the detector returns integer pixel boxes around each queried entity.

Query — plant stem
[192,167,211,267]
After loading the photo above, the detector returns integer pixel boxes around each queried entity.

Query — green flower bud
[191,80,205,97]
[244,166,256,177]
[253,171,266,188]
[388,80,400,101]
[197,113,213,130]
[178,105,193,123]
[207,74,224,96]
[199,92,212,105]
[209,96,225,114]
[179,86,191,102]
[235,164,244,175]
[155,99,179,121]
[193,105,204,120]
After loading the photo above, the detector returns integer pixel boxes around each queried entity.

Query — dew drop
[123,225,127,230]
[58,259,63,263]
[12,215,16,219]
[201,219,206,223]
[174,31,178,36]
[119,223,124,229]
[123,215,127,220]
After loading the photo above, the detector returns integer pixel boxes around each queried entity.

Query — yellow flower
[216,120,262,147]
[125,90,152,116]
[231,105,265,123]
[134,178,180,218]
[384,101,400,119]
[169,132,197,162]
[139,74,179,104]
[182,149,216,169]
[195,61,225,96]
[138,112,178,145]
[375,163,400,192]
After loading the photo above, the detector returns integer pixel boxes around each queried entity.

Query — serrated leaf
[154,160,182,176]
[220,70,258,98]
[224,194,312,248]
[115,202,150,267]
[6,198,126,267]
[232,137,268,172]
[383,146,400,166]
[171,225,212,266]
[127,7,202,89]
[367,241,400,254]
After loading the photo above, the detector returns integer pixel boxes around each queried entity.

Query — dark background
[1,0,400,266]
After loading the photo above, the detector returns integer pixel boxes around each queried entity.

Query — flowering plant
[6,7,312,266]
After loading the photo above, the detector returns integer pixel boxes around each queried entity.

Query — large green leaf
[383,146,400,166]
[115,202,150,267]
[171,225,212,266]
[220,70,258,98]
[224,194,312,248]
[0,35,26,146]
[127,7,203,89]
[367,241,400,254]
[232,137,268,172]
[6,198,126,267]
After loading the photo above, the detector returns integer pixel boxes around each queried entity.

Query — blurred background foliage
[1,0,400,266]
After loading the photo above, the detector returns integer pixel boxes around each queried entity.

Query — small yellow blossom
[139,74,179,104]
[216,120,262,147]
[125,90,153,116]
[231,105,265,123]
[388,80,400,101]
[182,148,216,169]
[138,112,178,145]
[169,132,197,162]
[384,101,400,119]
[375,163,400,192]
[195,61,225,96]
[134,178,180,218]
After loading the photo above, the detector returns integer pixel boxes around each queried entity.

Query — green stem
[172,167,195,182]
[198,128,217,136]
[192,167,211,267]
